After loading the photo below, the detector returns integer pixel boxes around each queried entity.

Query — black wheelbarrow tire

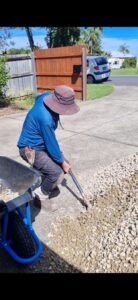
[8,211,36,258]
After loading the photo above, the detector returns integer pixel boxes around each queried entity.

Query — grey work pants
[19,148,64,193]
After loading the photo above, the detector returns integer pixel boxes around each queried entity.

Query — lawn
[87,84,114,100]
[111,68,138,75]
[12,85,114,108]
[0,85,114,116]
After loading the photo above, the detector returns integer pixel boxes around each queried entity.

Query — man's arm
[40,123,64,163]
[40,123,71,172]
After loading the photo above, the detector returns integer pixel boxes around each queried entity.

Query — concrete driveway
[0,85,138,170]
[0,85,138,272]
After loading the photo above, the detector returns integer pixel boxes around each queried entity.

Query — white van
[87,55,111,83]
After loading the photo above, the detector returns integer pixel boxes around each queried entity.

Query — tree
[6,48,31,55]
[8,27,37,51]
[23,27,43,50]
[0,28,15,53]
[122,57,136,68]
[118,43,130,56]
[1,27,46,54]
[101,50,112,58]
[78,27,103,55]
[45,27,80,48]
[25,27,35,51]
[0,27,36,53]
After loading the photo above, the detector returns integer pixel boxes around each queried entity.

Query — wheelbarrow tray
[0,156,41,212]
[0,156,42,264]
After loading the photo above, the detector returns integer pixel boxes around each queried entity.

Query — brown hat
[43,85,80,115]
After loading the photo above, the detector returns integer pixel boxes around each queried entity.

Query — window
[95,57,108,65]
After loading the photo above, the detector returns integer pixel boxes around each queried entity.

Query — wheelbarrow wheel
[8,211,36,258]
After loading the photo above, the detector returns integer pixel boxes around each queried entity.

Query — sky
[102,27,138,56]
[1,27,138,57]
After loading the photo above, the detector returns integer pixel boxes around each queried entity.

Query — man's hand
[61,160,71,173]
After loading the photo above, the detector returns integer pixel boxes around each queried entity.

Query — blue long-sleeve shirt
[17,92,64,164]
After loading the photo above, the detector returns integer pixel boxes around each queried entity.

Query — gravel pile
[47,153,138,273]
[82,152,138,208]
[0,179,19,202]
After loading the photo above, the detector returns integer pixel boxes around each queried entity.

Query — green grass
[87,84,114,100]
[9,85,114,109]
[111,68,138,75]
[12,95,35,110]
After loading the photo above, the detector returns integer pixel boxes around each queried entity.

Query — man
[17,85,80,211]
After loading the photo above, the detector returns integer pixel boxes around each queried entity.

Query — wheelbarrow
[0,156,42,265]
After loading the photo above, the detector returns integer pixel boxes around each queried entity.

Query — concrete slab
[0,85,138,182]
[60,134,138,179]
[87,111,138,148]
[0,86,138,272]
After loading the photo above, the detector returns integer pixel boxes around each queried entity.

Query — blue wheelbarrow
[0,156,42,265]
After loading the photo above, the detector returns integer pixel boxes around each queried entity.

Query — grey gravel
[0,153,138,273]
[47,152,138,273]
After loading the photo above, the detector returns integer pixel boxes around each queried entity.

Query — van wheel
[87,75,94,84]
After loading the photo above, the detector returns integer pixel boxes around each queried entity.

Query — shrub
[0,56,10,107]
[7,48,31,55]
[122,57,136,68]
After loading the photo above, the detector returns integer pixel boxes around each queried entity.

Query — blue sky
[1,27,138,56]
[102,27,138,56]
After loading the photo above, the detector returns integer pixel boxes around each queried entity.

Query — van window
[95,57,108,65]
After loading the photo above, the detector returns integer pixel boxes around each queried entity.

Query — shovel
[68,169,88,209]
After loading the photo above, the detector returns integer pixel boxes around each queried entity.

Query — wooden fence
[34,45,87,100]
[5,54,35,98]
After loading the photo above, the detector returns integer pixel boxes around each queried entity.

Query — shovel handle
[68,169,84,198]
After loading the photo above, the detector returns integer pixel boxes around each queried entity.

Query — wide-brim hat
[43,85,80,115]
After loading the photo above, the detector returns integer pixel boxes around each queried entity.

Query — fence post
[31,52,37,94]
[82,47,86,101]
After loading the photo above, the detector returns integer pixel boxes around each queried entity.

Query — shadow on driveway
[0,202,81,273]
[0,233,81,273]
